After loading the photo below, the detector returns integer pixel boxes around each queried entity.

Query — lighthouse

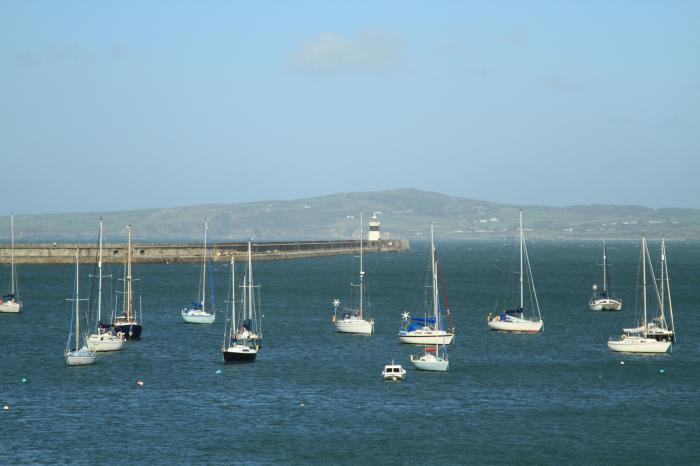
[368,213,380,241]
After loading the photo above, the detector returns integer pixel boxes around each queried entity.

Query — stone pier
[0,239,410,264]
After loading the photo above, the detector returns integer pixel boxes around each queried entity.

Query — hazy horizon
[3,1,698,214]
[3,187,699,218]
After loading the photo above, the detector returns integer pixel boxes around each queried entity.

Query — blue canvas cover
[407,316,437,332]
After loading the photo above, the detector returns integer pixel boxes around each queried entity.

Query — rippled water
[1,240,699,464]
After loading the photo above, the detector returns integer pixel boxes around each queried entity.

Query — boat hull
[113,323,142,340]
[488,318,543,333]
[410,355,449,372]
[335,318,374,335]
[398,331,454,345]
[222,346,258,363]
[608,337,671,354]
[181,311,215,324]
[589,299,622,311]
[87,333,125,352]
[65,349,97,366]
[0,301,21,313]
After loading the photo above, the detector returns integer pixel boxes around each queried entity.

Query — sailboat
[608,235,671,353]
[647,237,676,341]
[86,218,125,352]
[588,240,622,311]
[0,213,22,313]
[398,224,454,345]
[410,341,449,372]
[487,210,543,333]
[181,219,216,324]
[332,212,374,335]
[621,237,675,342]
[221,240,261,363]
[65,245,97,366]
[111,225,143,340]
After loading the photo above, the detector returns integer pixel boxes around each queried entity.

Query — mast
[247,240,253,321]
[662,237,675,338]
[97,217,103,326]
[659,237,666,319]
[519,210,524,309]
[431,223,438,323]
[10,213,15,295]
[75,245,80,350]
[202,218,208,312]
[642,235,648,337]
[230,255,236,341]
[126,225,133,321]
[602,240,608,293]
[359,212,364,320]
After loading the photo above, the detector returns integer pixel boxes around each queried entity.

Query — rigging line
[522,240,541,318]
[86,227,101,330]
[633,244,642,327]
[66,254,78,352]
[644,240,665,325]
[423,250,431,316]
[504,240,518,309]
[434,252,452,329]
[208,258,216,311]
[663,240,676,338]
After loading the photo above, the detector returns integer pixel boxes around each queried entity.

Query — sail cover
[407,316,436,332]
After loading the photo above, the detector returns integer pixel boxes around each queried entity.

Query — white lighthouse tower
[368,213,380,242]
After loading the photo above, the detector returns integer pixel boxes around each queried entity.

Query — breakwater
[0,239,409,264]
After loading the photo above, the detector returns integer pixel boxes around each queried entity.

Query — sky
[1,1,699,214]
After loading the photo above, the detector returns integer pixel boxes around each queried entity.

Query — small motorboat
[382,361,407,381]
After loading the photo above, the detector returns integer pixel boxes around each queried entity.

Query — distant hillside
[5,188,700,241]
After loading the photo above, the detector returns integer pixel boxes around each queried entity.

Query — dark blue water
[2,241,699,464]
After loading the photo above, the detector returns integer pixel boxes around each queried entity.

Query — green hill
[6,188,700,241]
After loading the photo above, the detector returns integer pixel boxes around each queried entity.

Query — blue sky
[2,1,698,214]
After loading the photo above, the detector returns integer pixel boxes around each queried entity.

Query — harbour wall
[0,239,410,264]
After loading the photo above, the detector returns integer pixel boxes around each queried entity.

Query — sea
[1,240,699,465]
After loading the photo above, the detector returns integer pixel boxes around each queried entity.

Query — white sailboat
[221,240,261,362]
[0,213,22,313]
[65,245,97,366]
[589,240,622,311]
[87,218,125,352]
[487,210,543,333]
[333,212,374,335]
[182,218,216,324]
[620,237,675,342]
[398,224,454,345]
[608,235,672,354]
[647,237,676,341]
[112,225,143,340]
[410,343,449,371]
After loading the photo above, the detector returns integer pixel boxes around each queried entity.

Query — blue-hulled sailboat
[111,225,142,340]
[221,240,261,363]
